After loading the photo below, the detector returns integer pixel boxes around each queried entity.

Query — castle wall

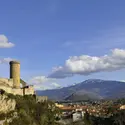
[0,78,13,87]
[0,85,35,96]
[23,86,35,95]
[0,84,23,96]
[0,78,8,83]
[8,79,14,87]
[36,96,48,102]
[0,85,12,93]
[0,78,35,96]
[12,88,23,96]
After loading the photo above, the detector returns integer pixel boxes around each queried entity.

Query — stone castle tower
[10,61,20,88]
[0,60,35,95]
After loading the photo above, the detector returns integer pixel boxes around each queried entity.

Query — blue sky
[0,0,125,90]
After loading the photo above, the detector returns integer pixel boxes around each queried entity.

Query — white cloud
[51,82,61,88]
[49,49,125,78]
[120,80,125,83]
[0,35,15,48]
[29,76,50,84]
[0,57,14,64]
[29,76,61,90]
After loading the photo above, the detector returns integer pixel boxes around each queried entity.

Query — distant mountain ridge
[36,79,125,101]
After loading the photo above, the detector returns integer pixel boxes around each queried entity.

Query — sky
[0,0,125,90]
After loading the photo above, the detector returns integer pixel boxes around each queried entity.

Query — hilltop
[0,92,61,125]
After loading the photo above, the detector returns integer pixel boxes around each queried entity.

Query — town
[55,99,125,124]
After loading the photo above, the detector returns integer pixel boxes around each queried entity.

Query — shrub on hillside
[6,94,61,125]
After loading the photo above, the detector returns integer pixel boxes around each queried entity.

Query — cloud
[51,82,61,88]
[120,80,125,83]
[0,35,15,48]
[0,57,14,64]
[29,76,51,84]
[49,49,125,78]
[29,76,61,90]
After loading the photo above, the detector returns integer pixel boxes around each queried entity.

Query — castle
[0,61,35,96]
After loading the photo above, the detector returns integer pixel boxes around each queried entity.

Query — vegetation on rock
[0,93,61,125]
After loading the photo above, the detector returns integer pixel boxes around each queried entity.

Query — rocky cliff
[0,94,16,114]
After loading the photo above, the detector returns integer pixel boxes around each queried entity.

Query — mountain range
[36,79,125,101]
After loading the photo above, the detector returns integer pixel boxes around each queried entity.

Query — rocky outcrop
[0,94,16,114]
